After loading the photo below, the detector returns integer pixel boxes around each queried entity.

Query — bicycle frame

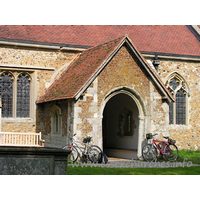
[74,142,90,155]
[152,139,171,155]
[71,136,93,156]
[142,133,178,162]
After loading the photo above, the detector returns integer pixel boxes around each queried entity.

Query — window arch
[0,71,33,119]
[118,108,134,136]
[165,72,189,125]
[17,73,31,117]
[51,105,62,136]
[0,72,14,117]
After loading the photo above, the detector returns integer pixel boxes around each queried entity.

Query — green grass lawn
[67,149,200,175]
[176,149,200,164]
[67,166,200,175]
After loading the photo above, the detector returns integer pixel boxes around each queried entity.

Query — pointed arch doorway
[102,92,140,159]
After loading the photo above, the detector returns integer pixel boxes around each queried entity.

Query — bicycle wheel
[90,145,102,154]
[88,145,102,163]
[65,146,79,162]
[142,144,157,162]
[164,144,178,161]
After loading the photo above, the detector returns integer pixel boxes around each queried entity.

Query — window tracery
[0,71,32,119]
[0,72,13,117]
[17,73,31,117]
[165,73,189,125]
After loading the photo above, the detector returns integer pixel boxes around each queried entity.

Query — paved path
[106,157,199,168]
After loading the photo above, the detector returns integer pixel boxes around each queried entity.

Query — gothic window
[169,78,179,91]
[165,73,189,125]
[176,89,186,125]
[169,102,173,124]
[117,108,134,136]
[51,105,62,136]
[0,72,13,117]
[0,71,32,119]
[17,74,30,117]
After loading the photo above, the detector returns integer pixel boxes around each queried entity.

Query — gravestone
[0,147,70,175]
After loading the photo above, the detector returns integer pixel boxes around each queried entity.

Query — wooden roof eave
[125,37,175,103]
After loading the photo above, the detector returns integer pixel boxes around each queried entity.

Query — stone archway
[101,87,146,159]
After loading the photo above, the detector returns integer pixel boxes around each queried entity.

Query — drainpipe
[153,55,160,71]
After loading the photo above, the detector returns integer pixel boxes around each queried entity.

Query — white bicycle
[63,134,102,163]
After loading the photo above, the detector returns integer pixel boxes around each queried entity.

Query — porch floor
[107,157,133,162]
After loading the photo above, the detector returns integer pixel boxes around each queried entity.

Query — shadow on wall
[36,100,71,148]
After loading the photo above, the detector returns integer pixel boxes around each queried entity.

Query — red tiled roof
[0,25,199,56]
[36,36,126,103]
[36,35,174,103]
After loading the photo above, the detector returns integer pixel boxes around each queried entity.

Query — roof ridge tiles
[73,35,127,99]
[81,35,126,52]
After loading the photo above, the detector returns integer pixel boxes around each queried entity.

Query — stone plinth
[0,147,70,175]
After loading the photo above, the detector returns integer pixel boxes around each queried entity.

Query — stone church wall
[149,81,169,138]
[73,79,100,147]
[149,58,200,150]
[1,43,199,151]
[0,45,78,134]
[36,100,74,148]
[73,46,168,152]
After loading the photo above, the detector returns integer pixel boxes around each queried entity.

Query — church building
[0,25,200,159]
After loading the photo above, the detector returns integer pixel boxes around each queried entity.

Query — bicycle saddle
[163,136,169,139]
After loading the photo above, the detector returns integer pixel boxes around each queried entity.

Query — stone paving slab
[106,157,199,168]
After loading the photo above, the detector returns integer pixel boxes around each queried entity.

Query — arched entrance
[102,89,143,159]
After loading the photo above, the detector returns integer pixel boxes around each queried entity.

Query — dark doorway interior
[103,93,139,159]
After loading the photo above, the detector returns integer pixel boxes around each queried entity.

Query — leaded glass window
[0,71,32,119]
[169,78,179,91]
[51,105,62,136]
[176,90,186,124]
[0,73,13,117]
[17,74,30,118]
[55,112,59,132]
[118,108,134,136]
[169,102,173,124]
[165,73,188,125]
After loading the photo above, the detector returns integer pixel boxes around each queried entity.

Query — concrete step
[104,149,137,159]
[107,157,133,162]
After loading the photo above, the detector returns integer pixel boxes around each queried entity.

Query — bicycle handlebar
[150,133,170,140]
[152,133,170,140]
[154,133,169,139]
[69,133,77,140]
